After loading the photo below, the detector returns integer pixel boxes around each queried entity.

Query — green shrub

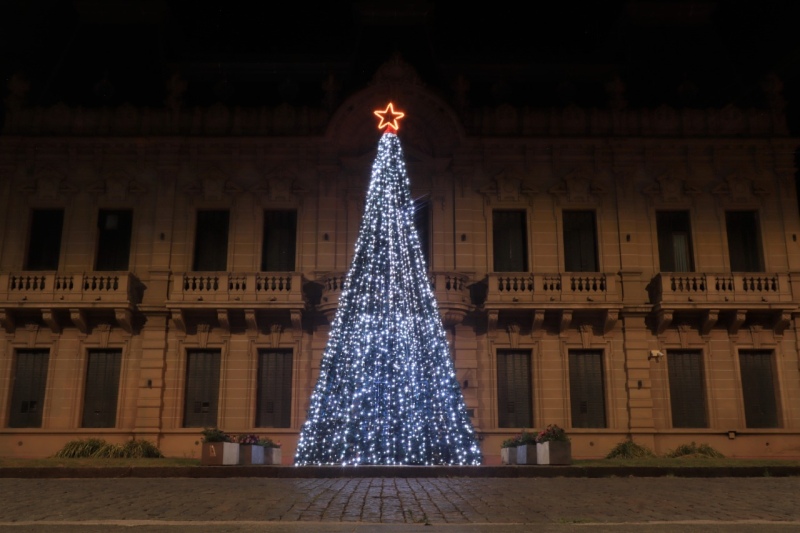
[53,438,108,458]
[606,439,656,459]
[666,441,725,459]
[92,443,126,458]
[122,439,164,458]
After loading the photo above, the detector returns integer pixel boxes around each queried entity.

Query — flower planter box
[500,447,518,465]
[516,444,538,465]
[265,447,282,465]
[201,442,240,466]
[536,441,572,465]
[239,444,265,465]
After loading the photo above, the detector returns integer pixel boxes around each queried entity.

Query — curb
[2,465,799,478]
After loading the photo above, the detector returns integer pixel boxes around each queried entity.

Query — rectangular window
[95,210,133,271]
[656,211,695,272]
[726,211,764,272]
[261,210,297,271]
[739,350,779,428]
[256,349,293,428]
[667,350,707,428]
[563,210,598,272]
[25,209,64,270]
[496,350,532,428]
[8,349,50,428]
[493,210,528,272]
[569,349,606,428]
[183,350,221,428]
[82,349,122,428]
[413,199,431,268]
[193,210,229,271]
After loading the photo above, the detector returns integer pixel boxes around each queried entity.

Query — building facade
[1,58,799,462]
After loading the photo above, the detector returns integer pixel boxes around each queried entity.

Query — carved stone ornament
[184,166,242,199]
[549,169,605,204]
[642,172,700,203]
[712,172,768,203]
[370,53,424,87]
[478,169,536,205]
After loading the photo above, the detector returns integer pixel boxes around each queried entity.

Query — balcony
[648,272,797,334]
[166,272,306,333]
[316,271,475,326]
[0,271,138,333]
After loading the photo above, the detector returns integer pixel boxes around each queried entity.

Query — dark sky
[2,0,800,133]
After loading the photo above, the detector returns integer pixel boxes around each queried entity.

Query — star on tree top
[374,102,405,133]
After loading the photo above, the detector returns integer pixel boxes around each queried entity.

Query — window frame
[8,349,51,428]
[255,348,294,428]
[491,208,530,273]
[496,349,533,429]
[191,209,231,272]
[561,209,599,273]
[568,349,607,429]
[81,348,123,428]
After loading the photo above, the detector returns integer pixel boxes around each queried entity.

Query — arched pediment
[326,55,464,157]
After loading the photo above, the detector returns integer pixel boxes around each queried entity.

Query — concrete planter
[265,447,282,465]
[536,441,572,465]
[201,442,240,466]
[239,444,265,465]
[500,447,518,465]
[516,444,538,465]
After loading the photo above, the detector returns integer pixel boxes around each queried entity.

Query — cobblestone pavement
[0,477,799,531]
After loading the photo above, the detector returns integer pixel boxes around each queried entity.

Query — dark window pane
[183,350,221,428]
[497,350,532,428]
[569,350,606,428]
[256,349,293,428]
[26,209,64,270]
[726,211,764,272]
[563,210,598,272]
[656,211,695,272]
[667,350,707,428]
[413,199,431,269]
[193,211,229,271]
[9,349,50,428]
[95,210,133,271]
[261,210,297,271]
[493,210,528,272]
[739,350,779,428]
[82,349,122,428]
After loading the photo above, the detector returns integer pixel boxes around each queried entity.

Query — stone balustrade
[649,272,794,306]
[0,271,136,306]
[485,272,619,305]
[168,272,304,307]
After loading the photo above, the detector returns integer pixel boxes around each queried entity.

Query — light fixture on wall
[648,350,664,362]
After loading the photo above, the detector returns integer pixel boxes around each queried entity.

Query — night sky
[1,1,799,134]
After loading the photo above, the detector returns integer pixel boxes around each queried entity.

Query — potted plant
[500,436,521,465]
[260,437,282,465]
[535,424,571,465]
[237,434,265,465]
[516,429,538,465]
[200,428,239,466]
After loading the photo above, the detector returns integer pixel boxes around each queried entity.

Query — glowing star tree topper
[294,104,482,466]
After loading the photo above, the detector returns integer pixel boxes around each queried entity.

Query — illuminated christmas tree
[294,104,482,465]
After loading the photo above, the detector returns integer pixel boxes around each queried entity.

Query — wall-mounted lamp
[727,431,737,440]
[147,379,152,388]
[463,379,469,389]
[648,350,664,362]
[159,232,166,241]
[461,234,467,242]
[323,233,329,241]
[626,234,631,242]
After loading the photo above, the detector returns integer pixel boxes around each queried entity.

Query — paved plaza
[1,476,799,532]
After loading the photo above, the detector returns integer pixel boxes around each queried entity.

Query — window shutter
[569,350,606,428]
[739,350,778,428]
[496,350,532,428]
[82,350,122,428]
[193,211,230,271]
[183,350,221,428]
[262,210,298,272]
[563,211,598,272]
[9,350,50,428]
[667,350,707,428]
[95,210,133,271]
[256,349,293,427]
[726,211,764,272]
[493,210,528,272]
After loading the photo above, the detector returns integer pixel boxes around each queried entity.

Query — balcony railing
[649,272,794,306]
[0,271,136,306]
[168,272,304,307]
[485,272,619,305]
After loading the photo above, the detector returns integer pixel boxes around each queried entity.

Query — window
[656,211,694,272]
[81,349,122,428]
[193,210,229,271]
[256,349,293,428]
[726,211,764,272]
[25,209,64,270]
[667,350,707,428]
[493,210,528,272]
[569,350,606,428]
[8,349,50,428]
[261,210,297,271]
[496,350,532,428]
[95,210,133,271]
[413,199,431,268]
[183,350,221,428]
[739,350,779,428]
[563,210,598,272]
